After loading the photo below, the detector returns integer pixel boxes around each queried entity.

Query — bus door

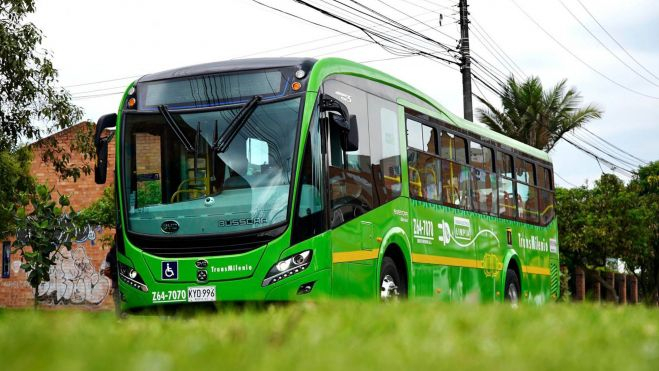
[321,80,379,299]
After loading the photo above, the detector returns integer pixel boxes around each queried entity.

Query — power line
[69,85,128,95]
[566,131,641,169]
[320,0,458,54]
[286,14,447,58]
[469,32,519,81]
[554,171,579,188]
[557,0,659,89]
[471,53,511,81]
[398,0,459,22]
[71,91,124,100]
[562,136,635,177]
[359,55,416,63]
[313,1,456,57]
[470,17,526,78]
[288,0,460,65]
[374,0,458,42]
[417,0,456,14]
[579,127,648,165]
[64,75,139,88]
[576,0,659,82]
[509,0,659,100]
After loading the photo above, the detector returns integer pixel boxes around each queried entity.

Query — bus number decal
[413,218,434,245]
[152,289,187,303]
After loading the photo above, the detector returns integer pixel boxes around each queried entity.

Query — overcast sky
[30,0,659,187]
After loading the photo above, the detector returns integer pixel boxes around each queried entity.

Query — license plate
[187,286,216,302]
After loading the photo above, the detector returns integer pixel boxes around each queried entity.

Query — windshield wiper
[158,105,194,153]
[213,95,262,153]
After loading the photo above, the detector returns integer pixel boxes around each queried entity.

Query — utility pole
[459,0,473,121]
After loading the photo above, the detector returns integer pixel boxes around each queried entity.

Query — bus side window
[406,118,440,203]
[323,79,374,228]
[496,151,516,218]
[538,166,555,225]
[291,105,327,244]
[470,143,497,215]
[369,94,401,204]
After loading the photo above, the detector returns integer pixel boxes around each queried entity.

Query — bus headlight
[118,261,149,292]
[262,250,312,287]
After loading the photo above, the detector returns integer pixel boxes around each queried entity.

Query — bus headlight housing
[262,250,312,286]
[118,261,149,292]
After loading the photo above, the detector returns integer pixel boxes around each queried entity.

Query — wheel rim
[507,282,519,306]
[380,274,400,300]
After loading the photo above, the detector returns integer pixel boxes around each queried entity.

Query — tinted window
[406,118,435,154]
[470,142,493,171]
[517,183,539,224]
[472,167,497,215]
[498,176,516,218]
[439,131,467,164]
[324,80,374,228]
[515,158,535,185]
[539,189,555,225]
[292,106,327,244]
[369,94,401,204]
[497,152,514,178]
[515,157,528,183]
[441,160,471,210]
[408,150,441,203]
[407,119,423,151]
[454,136,467,164]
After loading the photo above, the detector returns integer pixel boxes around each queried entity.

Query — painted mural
[34,224,112,305]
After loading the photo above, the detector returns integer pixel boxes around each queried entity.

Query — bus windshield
[123,97,301,236]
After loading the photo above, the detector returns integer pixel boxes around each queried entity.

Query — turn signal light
[127,97,136,108]
[291,81,302,91]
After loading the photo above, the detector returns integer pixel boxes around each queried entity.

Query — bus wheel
[380,256,403,300]
[504,268,520,306]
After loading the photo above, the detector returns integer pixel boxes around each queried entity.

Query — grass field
[1,302,658,371]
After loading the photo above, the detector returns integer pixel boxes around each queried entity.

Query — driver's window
[323,79,373,228]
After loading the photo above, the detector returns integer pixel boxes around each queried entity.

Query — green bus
[94,57,559,311]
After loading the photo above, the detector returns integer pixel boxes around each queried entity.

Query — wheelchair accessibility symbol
[161,261,178,280]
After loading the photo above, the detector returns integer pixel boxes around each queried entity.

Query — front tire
[380,256,406,300]
[504,268,520,305]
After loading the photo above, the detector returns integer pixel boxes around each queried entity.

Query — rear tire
[504,268,520,305]
[380,256,406,300]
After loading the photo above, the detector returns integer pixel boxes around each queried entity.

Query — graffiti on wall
[37,245,111,305]
[27,224,112,305]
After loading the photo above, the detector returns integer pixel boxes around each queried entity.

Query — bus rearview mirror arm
[320,94,359,151]
[94,113,117,185]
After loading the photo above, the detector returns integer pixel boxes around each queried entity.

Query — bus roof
[309,57,552,163]
[134,57,550,163]
[138,57,317,83]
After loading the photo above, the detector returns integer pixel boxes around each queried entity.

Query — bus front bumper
[118,267,331,310]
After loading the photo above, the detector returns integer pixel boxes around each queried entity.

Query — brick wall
[0,123,116,309]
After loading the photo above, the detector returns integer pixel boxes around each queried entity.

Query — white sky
[30,0,659,187]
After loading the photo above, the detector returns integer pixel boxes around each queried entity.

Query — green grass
[1,302,658,371]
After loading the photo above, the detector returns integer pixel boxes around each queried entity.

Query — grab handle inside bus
[94,113,117,184]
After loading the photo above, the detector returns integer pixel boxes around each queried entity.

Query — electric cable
[509,0,659,100]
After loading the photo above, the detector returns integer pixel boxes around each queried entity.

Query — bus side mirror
[328,113,359,152]
[94,113,117,185]
[345,114,358,151]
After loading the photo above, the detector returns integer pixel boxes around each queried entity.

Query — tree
[0,147,34,238]
[556,173,654,302]
[0,0,94,180]
[12,184,82,308]
[629,161,659,303]
[476,76,603,151]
